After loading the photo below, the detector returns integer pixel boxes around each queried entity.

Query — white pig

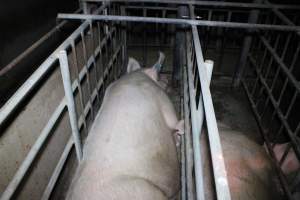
[66,52,183,200]
[201,123,280,200]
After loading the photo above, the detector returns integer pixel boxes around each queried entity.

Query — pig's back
[67,72,179,199]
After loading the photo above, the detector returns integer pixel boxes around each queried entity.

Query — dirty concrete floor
[211,76,262,144]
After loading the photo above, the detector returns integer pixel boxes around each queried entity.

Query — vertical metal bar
[121,6,128,73]
[188,7,205,199]
[97,22,105,79]
[143,8,147,67]
[191,25,231,200]
[173,4,189,86]
[180,93,187,200]
[89,21,100,85]
[233,0,263,87]
[81,31,95,119]
[183,62,196,200]
[71,40,88,133]
[186,32,205,200]
[58,50,83,161]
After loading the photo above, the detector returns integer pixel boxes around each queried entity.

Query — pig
[272,142,300,175]
[201,123,280,200]
[66,52,183,200]
[272,142,300,198]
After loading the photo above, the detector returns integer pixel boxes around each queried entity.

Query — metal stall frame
[0,3,126,200]
[0,0,299,200]
[59,1,300,199]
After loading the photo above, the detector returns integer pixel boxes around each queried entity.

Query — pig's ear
[144,51,165,82]
[127,58,141,73]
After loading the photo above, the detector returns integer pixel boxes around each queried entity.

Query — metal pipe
[186,33,205,200]
[58,50,83,161]
[183,66,196,200]
[233,0,262,87]
[173,4,188,86]
[186,31,214,200]
[180,97,186,200]
[191,25,231,200]
[82,0,300,10]
[57,13,300,32]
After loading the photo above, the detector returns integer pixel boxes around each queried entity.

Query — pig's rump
[201,123,278,200]
[66,71,180,199]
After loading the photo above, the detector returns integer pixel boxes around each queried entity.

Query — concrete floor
[211,76,262,144]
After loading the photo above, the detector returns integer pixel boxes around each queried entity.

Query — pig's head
[127,51,166,85]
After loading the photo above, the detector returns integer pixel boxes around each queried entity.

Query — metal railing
[0,3,126,199]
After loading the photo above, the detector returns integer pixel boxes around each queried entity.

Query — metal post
[58,50,83,161]
[120,6,128,73]
[173,5,189,86]
[233,0,263,87]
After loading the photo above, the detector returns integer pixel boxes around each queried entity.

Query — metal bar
[80,31,95,119]
[186,33,205,200]
[233,0,262,87]
[180,95,186,200]
[173,4,189,85]
[0,99,66,200]
[41,138,74,200]
[82,0,300,10]
[125,5,177,11]
[57,14,300,32]
[191,25,231,200]
[183,64,196,200]
[58,50,83,161]
[265,0,296,26]
[143,8,147,67]
[71,40,88,134]
[88,21,101,103]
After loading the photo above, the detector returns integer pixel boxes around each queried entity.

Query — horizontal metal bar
[81,0,300,10]
[191,25,231,200]
[125,5,177,11]
[0,100,66,200]
[41,138,74,200]
[58,14,300,32]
